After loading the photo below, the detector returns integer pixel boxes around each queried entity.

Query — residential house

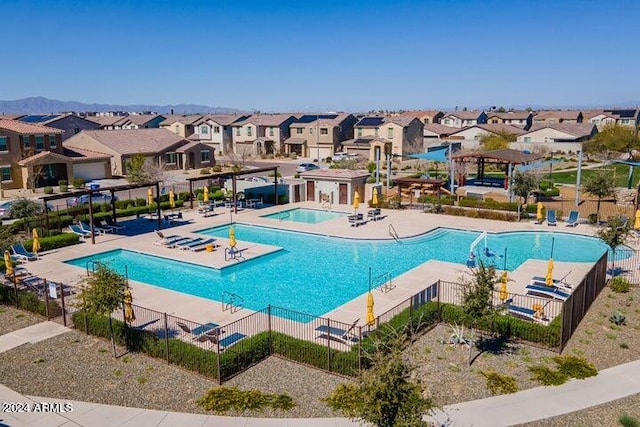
[485,111,533,129]
[447,124,527,149]
[343,116,423,161]
[189,114,249,156]
[19,114,101,140]
[159,115,204,138]
[63,129,214,176]
[285,113,357,159]
[87,115,128,130]
[423,123,459,141]
[533,110,583,124]
[117,114,166,129]
[583,109,639,130]
[231,114,297,157]
[440,111,488,128]
[514,123,597,153]
[0,119,67,189]
[396,110,444,125]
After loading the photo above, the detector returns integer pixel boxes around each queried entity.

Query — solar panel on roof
[20,115,49,123]
[357,117,384,126]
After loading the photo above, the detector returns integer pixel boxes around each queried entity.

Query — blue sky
[3,0,640,112]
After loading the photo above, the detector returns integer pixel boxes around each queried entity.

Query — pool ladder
[388,224,402,244]
[371,271,395,293]
[222,291,244,314]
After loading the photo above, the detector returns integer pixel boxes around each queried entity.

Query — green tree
[582,169,616,224]
[510,171,539,220]
[479,131,516,151]
[324,332,432,427]
[75,264,127,315]
[9,198,44,219]
[583,124,639,160]
[463,261,498,326]
[597,216,631,276]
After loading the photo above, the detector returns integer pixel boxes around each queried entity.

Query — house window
[35,135,45,151]
[357,128,362,137]
[165,152,177,165]
[524,137,532,143]
[247,126,252,137]
[0,166,11,182]
[174,125,180,134]
[49,135,57,148]
[296,128,303,135]
[200,150,211,163]
[374,128,379,137]
[309,127,313,135]
[320,127,328,135]
[622,119,630,125]
[591,119,600,124]
[491,119,498,123]
[444,119,451,125]
[23,135,31,149]
[269,127,274,136]
[213,126,220,133]
[387,127,394,138]
[0,136,7,152]
[424,118,430,124]
[201,126,209,134]
[236,127,241,136]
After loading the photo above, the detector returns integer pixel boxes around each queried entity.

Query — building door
[294,184,301,202]
[339,183,347,204]
[306,181,315,201]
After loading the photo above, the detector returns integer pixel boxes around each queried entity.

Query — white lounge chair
[565,210,579,227]
[525,284,570,301]
[11,242,38,261]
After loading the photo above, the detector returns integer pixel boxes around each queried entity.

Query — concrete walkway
[0,321,69,353]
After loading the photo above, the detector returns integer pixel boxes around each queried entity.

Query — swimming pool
[65,226,621,318]
[260,208,346,224]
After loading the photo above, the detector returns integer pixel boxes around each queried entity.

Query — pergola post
[88,192,95,245]
[273,167,278,206]
[155,182,162,230]
[232,175,237,214]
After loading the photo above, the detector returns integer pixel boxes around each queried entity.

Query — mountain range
[0,97,245,115]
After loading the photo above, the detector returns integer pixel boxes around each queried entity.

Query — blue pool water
[260,208,346,224]
[65,226,622,317]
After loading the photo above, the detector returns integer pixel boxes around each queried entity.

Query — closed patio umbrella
[203,186,209,203]
[32,228,40,256]
[229,226,237,248]
[352,191,360,213]
[536,202,544,223]
[366,292,375,325]
[123,287,136,323]
[147,188,154,206]
[499,271,508,301]
[4,250,12,276]
[372,188,378,208]
[545,258,554,286]
[634,209,640,230]
[169,190,176,209]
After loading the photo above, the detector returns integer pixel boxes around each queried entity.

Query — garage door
[73,163,106,180]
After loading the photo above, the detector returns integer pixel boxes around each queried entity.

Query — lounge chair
[507,302,549,324]
[315,319,360,345]
[565,210,579,227]
[367,208,382,221]
[79,221,107,235]
[217,332,247,351]
[546,209,557,226]
[184,239,219,252]
[531,271,572,289]
[176,321,219,339]
[164,212,184,224]
[174,237,205,249]
[348,215,367,227]
[95,218,120,233]
[105,216,125,231]
[525,283,570,301]
[68,224,91,238]
[11,242,38,261]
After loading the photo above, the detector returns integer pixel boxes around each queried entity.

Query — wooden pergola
[451,149,542,190]
[395,177,448,205]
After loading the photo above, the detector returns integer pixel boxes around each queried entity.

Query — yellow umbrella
[123,287,136,323]
[366,292,375,325]
[32,228,40,255]
[634,209,640,230]
[545,258,554,286]
[203,186,209,203]
[147,188,154,205]
[352,190,360,213]
[372,187,379,208]
[229,226,237,248]
[169,190,176,209]
[499,272,508,301]
[4,250,13,276]
[536,202,544,222]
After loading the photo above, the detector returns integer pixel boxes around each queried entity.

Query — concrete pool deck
[23,201,613,327]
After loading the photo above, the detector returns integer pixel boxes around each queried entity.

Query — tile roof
[124,114,164,126]
[202,114,249,126]
[443,111,484,120]
[17,151,71,166]
[524,123,597,137]
[485,111,532,120]
[159,115,204,126]
[63,147,112,159]
[424,123,460,135]
[398,110,443,118]
[476,123,527,135]
[383,116,419,127]
[175,141,206,152]
[232,114,296,127]
[85,116,128,126]
[299,168,371,179]
[65,129,188,155]
[533,110,582,120]
[0,119,64,134]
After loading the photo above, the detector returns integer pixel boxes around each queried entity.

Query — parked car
[0,200,17,219]
[332,152,359,161]
[67,192,117,207]
[296,163,320,173]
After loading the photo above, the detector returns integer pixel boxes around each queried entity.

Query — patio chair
[174,237,205,250]
[11,242,38,261]
[96,218,120,233]
[506,300,549,325]
[184,239,219,252]
[176,321,219,340]
[68,224,91,238]
[546,209,557,226]
[565,210,579,227]
[217,332,247,351]
[315,319,361,345]
[105,216,125,231]
[525,283,570,301]
[79,221,107,235]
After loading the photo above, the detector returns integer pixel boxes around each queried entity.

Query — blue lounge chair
[176,321,219,339]
[80,221,108,235]
[565,210,579,227]
[547,209,557,226]
[11,242,38,261]
[507,303,549,324]
[525,284,570,301]
[174,237,206,250]
[315,319,360,345]
[218,332,247,351]
[184,239,218,252]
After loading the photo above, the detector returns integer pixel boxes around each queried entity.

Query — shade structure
[372,188,378,207]
[635,209,640,230]
[229,226,237,248]
[3,250,12,276]
[147,188,154,206]
[123,287,136,323]
[203,186,209,203]
[499,272,508,301]
[545,258,554,286]
[169,190,175,209]
[366,292,375,325]
[536,202,544,222]
[352,191,360,212]
[32,228,40,255]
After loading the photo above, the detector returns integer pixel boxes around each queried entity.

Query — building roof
[0,114,25,120]
[85,116,127,127]
[284,137,307,144]
[159,115,204,126]
[65,129,188,155]
[485,111,532,120]
[524,123,597,138]
[397,110,443,119]
[232,114,296,127]
[423,123,460,136]
[355,117,385,127]
[63,147,112,160]
[203,114,249,126]
[0,119,64,134]
[124,114,165,126]
[534,110,582,121]
[383,116,419,127]
[604,108,639,119]
[300,168,371,179]
[175,141,207,153]
[476,123,527,135]
[443,111,484,120]
[17,151,71,166]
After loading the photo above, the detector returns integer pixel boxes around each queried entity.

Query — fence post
[267,305,272,355]
[12,272,18,309]
[43,279,50,320]
[122,302,128,350]
[358,325,362,373]
[163,312,170,364]
[60,284,67,327]
[326,318,331,372]
[437,280,442,322]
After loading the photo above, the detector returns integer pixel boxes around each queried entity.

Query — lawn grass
[550,163,640,188]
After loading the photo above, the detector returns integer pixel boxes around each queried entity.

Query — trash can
[206,244,214,252]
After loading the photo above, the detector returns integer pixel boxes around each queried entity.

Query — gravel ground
[0,305,44,335]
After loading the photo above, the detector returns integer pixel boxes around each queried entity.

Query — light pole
[316,112,320,166]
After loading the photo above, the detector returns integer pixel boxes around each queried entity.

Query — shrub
[619,415,640,427]
[212,165,222,172]
[22,233,80,252]
[197,386,295,414]
[366,176,377,184]
[0,287,62,317]
[610,277,631,293]
[72,177,86,189]
[480,371,518,395]
[610,310,626,326]
[43,186,54,194]
[58,180,68,186]
[528,365,568,386]
[59,185,68,192]
[288,152,297,160]
[553,355,597,379]
[200,168,211,175]
[588,213,598,224]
